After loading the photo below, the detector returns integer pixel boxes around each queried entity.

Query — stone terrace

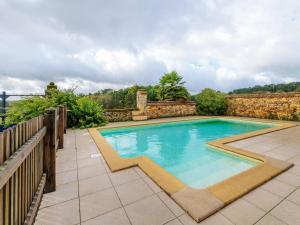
[35,120,300,225]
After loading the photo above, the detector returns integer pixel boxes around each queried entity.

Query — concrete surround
[89,116,297,222]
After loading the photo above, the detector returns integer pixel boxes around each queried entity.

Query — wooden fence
[0,105,67,225]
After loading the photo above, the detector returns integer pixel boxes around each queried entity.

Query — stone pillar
[136,89,148,113]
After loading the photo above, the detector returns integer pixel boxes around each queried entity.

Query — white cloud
[0,0,299,94]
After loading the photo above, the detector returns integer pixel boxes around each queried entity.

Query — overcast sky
[0,0,299,94]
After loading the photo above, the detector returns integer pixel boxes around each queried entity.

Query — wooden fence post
[63,106,67,134]
[43,108,56,193]
[58,106,64,149]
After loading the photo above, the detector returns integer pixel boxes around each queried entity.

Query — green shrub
[195,88,228,115]
[5,97,55,126]
[5,88,107,128]
[72,97,106,128]
[49,90,79,127]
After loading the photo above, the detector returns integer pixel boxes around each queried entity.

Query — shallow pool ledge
[89,117,297,223]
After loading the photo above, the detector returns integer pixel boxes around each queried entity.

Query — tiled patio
[35,120,300,225]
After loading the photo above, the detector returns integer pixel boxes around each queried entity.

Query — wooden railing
[0,105,67,225]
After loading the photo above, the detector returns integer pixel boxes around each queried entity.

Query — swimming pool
[100,119,273,188]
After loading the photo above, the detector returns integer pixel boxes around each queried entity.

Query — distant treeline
[230,82,300,94]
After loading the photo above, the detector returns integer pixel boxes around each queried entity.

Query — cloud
[0,0,299,94]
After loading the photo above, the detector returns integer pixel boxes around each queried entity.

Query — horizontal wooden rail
[0,127,46,190]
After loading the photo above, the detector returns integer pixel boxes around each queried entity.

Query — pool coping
[89,116,298,222]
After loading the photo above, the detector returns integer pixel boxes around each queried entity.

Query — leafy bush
[5,97,55,126]
[72,97,106,128]
[50,90,79,127]
[195,88,228,115]
[5,88,107,128]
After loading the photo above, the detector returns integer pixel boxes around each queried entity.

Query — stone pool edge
[88,116,297,223]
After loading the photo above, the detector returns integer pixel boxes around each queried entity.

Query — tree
[45,82,58,96]
[157,71,189,101]
[195,88,228,115]
[230,82,300,94]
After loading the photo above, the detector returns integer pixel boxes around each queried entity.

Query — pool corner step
[172,187,224,222]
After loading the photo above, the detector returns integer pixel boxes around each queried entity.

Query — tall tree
[157,71,189,101]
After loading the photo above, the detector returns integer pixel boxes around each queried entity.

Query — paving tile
[77,150,100,160]
[199,213,234,225]
[270,200,300,225]
[244,142,280,153]
[134,167,147,178]
[56,151,77,163]
[80,188,122,221]
[268,126,300,137]
[288,155,300,166]
[79,174,112,196]
[40,181,78,208]
[243,188,282,211]
[143,176,162,193]
[158,192,184,216]
[56,160,77,173]
[165,219,183,225]
[78,164,107,180]
[276,172,300,187]
[255,214,287,225]
[76,140,96,150]
[81,208,131,225]
[115,179,154,205]
[287,188,300,205]
[56,148,76,155]
[220,199,265,225]
[178,214,198,225]
[35,199,80,225]
[245,135,274,143]
[264,146,300,160]
[260,179,295,197]
[179,213,234,225]
[288,165,300,176]
[230,138,259,147]
[56,169,78,186]
[77,157,103,169]
[109,168,140,186]
[227,141,248,148]
[125,195,175,225]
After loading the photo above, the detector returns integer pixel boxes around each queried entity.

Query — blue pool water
[100,119,273,188]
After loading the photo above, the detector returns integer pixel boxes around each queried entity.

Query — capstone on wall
[227,92,300,120]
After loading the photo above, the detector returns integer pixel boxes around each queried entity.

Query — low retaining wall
[146,101,197,119]
[227,92,300,120]
[104,109,133,122]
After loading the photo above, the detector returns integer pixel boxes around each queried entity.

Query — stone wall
[145,101,197,119]
[227,92,300,120]
[104,109,133,122]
